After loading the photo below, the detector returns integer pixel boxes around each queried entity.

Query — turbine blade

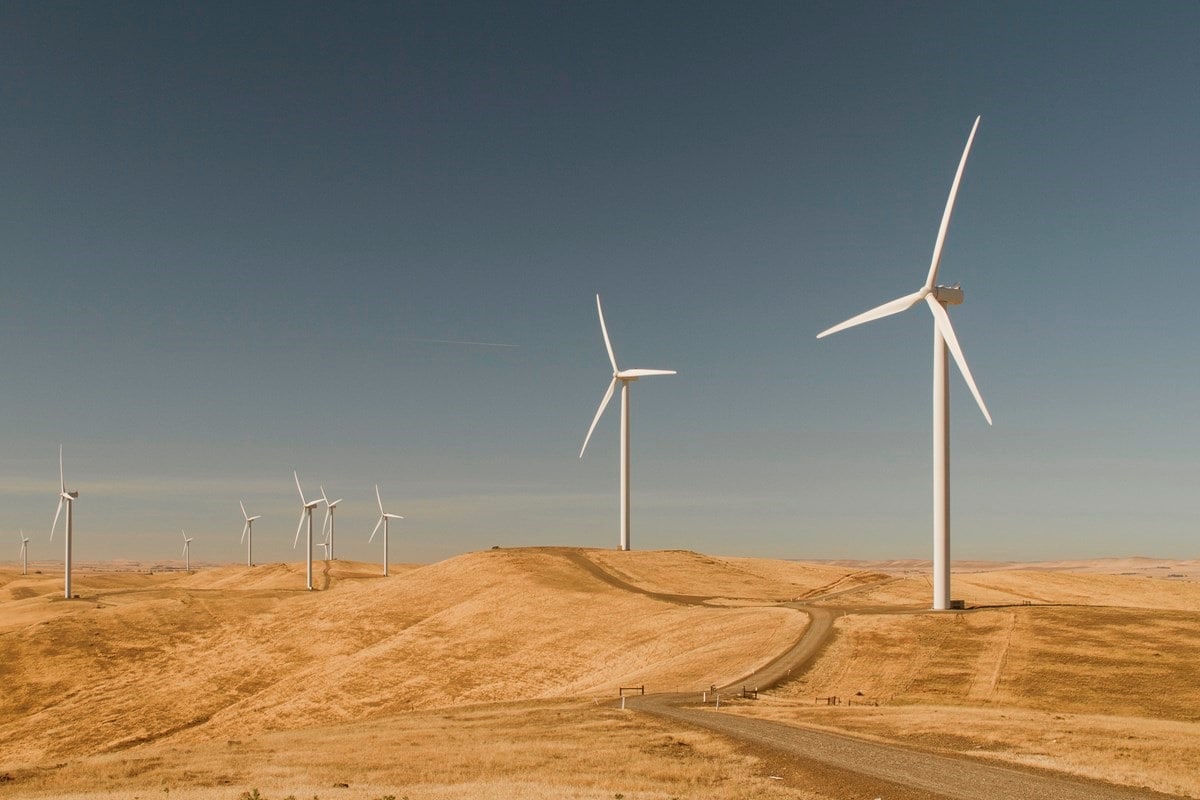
[376,484,384,515]
[240,500,248,521]
[370,515,384,543]
[385,513,404,520]
[924,116,981,291]
[50,497,64,541]
[618,368,677,378]
[59,444,65,493]
[182,542,189,557]
[925,295,992,425]
[294,510,307,549]
[320,485,329,506]
[322,505,331,537]
[294,471,306,504]
[241,522,250,543]
[182,530,187,541]
[595,294,619,372]
[579,377,617,458]
[249,515,261,522]
[816,289,928,339]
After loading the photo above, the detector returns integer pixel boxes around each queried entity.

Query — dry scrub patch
[771,607,1200,717]
[1,700,821,800]
[814,566,1200,610]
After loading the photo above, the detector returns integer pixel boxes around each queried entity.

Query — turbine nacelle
[816,117,990,427]
[293,471,322,549]
[580,295,677,459]
[370,484,404,543]
[933,284,963,305]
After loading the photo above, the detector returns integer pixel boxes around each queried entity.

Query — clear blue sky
[2,2,1197,565]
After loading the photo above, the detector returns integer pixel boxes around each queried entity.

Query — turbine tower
[579,294,676,551]
[293,471,323,591]
[49,445,80,599]
[181,530,194,573]
[817,116,992,611]
[370,484,403,577]
[320,486,342,560]
[19,530,29,576]
[240,501,261,567]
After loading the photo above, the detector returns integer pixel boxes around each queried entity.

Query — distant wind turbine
[579,294,676,551]
[240,501,261,567]
[49,445,80,599]
[817,116,992,611]
[319,486,342,561]
[19,530,29,576]
[181,530,194,573]
[370,484,403,577]
[293,472,323,591]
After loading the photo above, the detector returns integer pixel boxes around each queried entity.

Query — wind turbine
[579,294,677,551]
[293,471,323,591]
[317,534,331,560]
[49,445,80,599]
[239,501,261,567]
[19,530,29,576]
[181,530,194,573]
[817,116,992,611]
[319,486,342,561]
[370,484,403,577]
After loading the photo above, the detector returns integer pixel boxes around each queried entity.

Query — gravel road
[633,693,1182,800]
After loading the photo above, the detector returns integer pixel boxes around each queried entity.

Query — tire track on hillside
[559,551,715,606]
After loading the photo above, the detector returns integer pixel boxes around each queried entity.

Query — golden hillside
[0,548,809,770]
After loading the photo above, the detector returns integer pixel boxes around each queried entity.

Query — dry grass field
[3,548,1198,798]
[730,578,1200,796]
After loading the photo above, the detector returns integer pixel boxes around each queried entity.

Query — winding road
[566,551,1186,800]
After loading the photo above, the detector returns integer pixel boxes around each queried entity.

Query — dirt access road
[561,551,1186,800]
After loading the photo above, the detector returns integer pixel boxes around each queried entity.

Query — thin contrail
[408,338,520,348]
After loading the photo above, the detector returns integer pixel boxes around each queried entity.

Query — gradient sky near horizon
[2,2,1197,566]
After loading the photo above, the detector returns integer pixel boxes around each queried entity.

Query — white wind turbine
[370,484,403,577]
[49,445,80,599]
[19,530,29,576]
[293,471,323,591]
[181,530,194,573]
[319,486,342,561]
[240,501,261,567]
[316,534,331,560]
[817,116,992,611]
[579,294,677,551]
